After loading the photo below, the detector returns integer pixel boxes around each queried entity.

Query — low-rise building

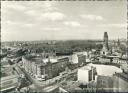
[112,57,119,64]
[98,56,112,63]
[112,57,128,73]
[119,58,127,64]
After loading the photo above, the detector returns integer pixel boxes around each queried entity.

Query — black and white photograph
[1,0,128,92]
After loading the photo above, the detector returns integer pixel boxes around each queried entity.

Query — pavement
[18,67,44,92]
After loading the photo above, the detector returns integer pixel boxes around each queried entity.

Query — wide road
[16,64,86,92]
[18,66,43,92]
[15,64,44,92]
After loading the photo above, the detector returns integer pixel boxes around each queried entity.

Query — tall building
[77,65,97,84]
[101,32,109,55]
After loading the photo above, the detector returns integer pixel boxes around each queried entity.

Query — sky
[1,0,127,41]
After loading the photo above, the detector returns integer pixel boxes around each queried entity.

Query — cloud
[2,20,23,28]
[2,3,26,11]
[63,21,81,27]
[98,23,127,28]
[25,9,65,21]
[43,1,57,12]
[4,20,17,25]
[43,27,61,31]
[2,19,35,30]
[80,14,104,21]
[41,12,65,21]
[24,23,34,27]
[25,10,38,16]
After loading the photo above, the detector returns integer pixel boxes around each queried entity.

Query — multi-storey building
[71,53,86,66]
[77,65,97,84]
[96,75,113,92]
[22,55,69,80]
[113,73,128,92]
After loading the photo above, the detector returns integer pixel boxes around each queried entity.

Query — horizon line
[1,38,126,42]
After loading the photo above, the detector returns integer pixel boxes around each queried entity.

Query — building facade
[113,73,128,92]
[22,56,69,80]
[71,53,86,66]
[77,66,97,84]
[96,75,113,92]
[98,57,112,63]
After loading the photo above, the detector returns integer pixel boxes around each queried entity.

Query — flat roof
[43,58,57,63]
[79,65,95,71]
[23,55,69,65]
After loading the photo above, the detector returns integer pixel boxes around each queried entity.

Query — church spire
[117,37,120,46]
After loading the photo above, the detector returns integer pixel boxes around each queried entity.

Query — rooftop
[43,58,57,63]
[23,55,69,65]
[73,51,88,55]
[80,63,122,76]
[79,65,95,71]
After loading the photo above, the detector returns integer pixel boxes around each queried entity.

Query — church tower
[117,38,120,46]
[101,32,109,55]
[103,32,109,50]
[116,38,121,52]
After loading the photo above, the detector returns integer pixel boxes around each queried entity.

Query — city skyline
[1,0,127,41]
